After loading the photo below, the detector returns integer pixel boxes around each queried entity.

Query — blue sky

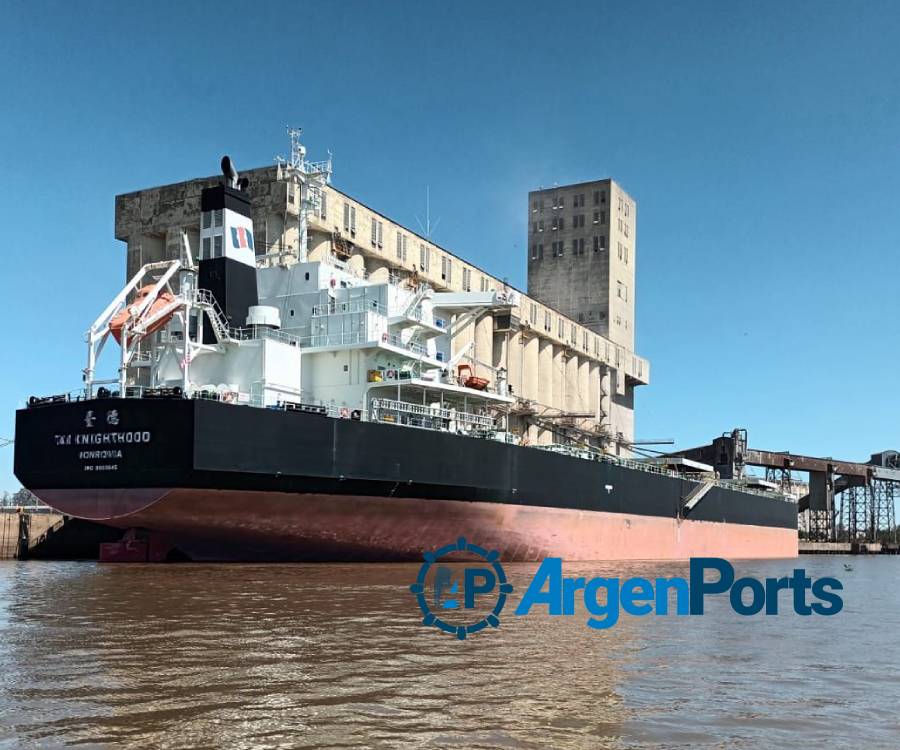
[2,0,899,489]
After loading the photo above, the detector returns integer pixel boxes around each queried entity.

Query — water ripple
[0,558,897,748]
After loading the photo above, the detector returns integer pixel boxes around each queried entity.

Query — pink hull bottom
[35,488,798,562]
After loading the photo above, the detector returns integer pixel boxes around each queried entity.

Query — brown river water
[0,557,896,749]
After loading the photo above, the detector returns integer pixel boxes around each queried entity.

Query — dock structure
[0,509,62,559]
[0,509,120,560]
[113,138,648,455]
[670,430,900,549]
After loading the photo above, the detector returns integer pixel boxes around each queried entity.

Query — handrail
[371,397,495,429]
[192,290,301,346]
[312,299,387,316]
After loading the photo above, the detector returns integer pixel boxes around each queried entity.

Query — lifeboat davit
[109,285,177,344]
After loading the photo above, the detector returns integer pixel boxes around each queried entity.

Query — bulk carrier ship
[14,135,797,561]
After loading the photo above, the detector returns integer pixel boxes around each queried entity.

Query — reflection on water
[0,558,897,749]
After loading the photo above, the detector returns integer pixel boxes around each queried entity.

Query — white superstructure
[84,239,516,438]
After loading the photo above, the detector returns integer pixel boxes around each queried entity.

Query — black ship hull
[14,399,798,561]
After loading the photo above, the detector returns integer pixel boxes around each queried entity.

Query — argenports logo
[409,537,514,640]
[410,543,844,638]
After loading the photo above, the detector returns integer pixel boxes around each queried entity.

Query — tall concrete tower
[526,179,636,350]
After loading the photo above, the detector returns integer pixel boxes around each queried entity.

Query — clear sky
[2,0,899,489]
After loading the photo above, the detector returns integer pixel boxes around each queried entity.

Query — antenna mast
[415,185,441,239]
[275,126,332,263]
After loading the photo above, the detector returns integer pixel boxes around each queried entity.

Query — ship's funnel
[198,159,259,343]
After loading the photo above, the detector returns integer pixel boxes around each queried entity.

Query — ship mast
[275,126,332,263]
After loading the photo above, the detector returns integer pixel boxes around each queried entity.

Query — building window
[617,281,628,301]
[530,244,537,260]
[480,276,489,292]
[574,238,585,255]
[320,192,327,219]
[592,211,599,225]
[593,190,600,206]
[539,198,544,211]
[559,217,564,231]
[530,303,537,325]
[371,217,378,246]
[213,209,223,228]
[202,212,211,229]
[570,323,577,345]
[463,267,472,291]
[583,331,589,350]
[420,243,430,272]
[343,203,356,235]
[396,233,408,262]
[558,318,565,338]
[617,243,623,260]
[201,236,211,259]
[538,220,544,232]
[532,200,537,213]
[441,255,453,283]
[213,234,223,258]
[623,222,629,238]
[544,310,551,332]
[532,222,537,235]
[538,243,543,259]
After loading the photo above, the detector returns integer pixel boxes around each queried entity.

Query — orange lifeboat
[457,364,490,391]
[109,285,177,344]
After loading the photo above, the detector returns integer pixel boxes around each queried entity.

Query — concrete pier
[0,509,63,559]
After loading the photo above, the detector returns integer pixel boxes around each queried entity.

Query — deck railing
[24,388,794,501]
